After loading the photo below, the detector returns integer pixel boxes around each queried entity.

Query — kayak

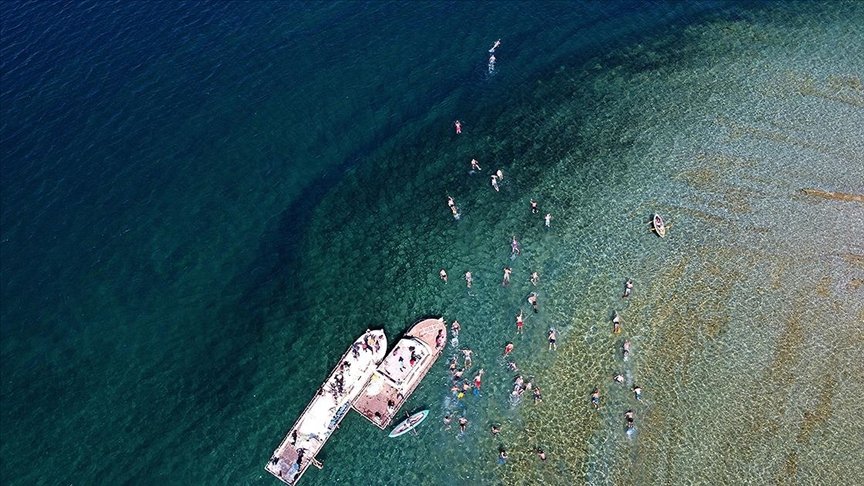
[652,214,666,238]
[388,410,429,438]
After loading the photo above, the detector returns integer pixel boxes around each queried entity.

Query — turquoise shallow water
[2,1,863,485]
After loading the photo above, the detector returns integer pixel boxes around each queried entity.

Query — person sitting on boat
[387,399,396,415]
[435,329,445,349]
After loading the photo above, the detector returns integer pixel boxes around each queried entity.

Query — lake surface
[2,1,862,484]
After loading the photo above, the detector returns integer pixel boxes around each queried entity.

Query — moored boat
[388,409,430,438]
[265,329,386,485]
[652,213,666,238]
[352,318,446,429]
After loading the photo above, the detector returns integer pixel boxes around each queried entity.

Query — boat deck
[265,330,386,485]
[352,318,446,429]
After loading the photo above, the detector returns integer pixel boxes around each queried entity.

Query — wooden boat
[352,317,446,429]
[388,409,429,438]
[652,214,666,238]
[265,329,387,485]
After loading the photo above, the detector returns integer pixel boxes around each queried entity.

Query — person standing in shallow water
[502,267,512,286]
[547,328,557,350]
[530,199,539,214]
[530,271,539,286]
[454,120,462,134]
[544,213,552,228]
[511,236,521,256]
[439,269,448,283]
[623,279,633,298]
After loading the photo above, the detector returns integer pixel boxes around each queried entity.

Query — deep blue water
[8,0,852,484]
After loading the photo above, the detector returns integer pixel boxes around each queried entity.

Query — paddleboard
[388,410,429,438]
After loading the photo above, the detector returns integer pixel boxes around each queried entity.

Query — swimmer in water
[498,449,508,463]
[623,339,631,360]
[462,348,473,368]
[544,213,552,228]
[451,320,461,336]
[528,292,539,313]
[530,271,539,286]
[591,387,600,409]
[547,328,557,351]
[459,416,468,433]
[623,279,633,298]
[496,169,504,180]
[491,423,501,436]
[491,174,500,192]
[454,120,462,134]
[537,448,547,461]
[515,310,524,334]
[511,236,521,256]
[443,414,452,429]
[470,158,482,172]
[633,385,642,401]
[489,39,501,53]
[439,269,448,283]
[614,373,624,384]
[488,54,496,70]
[624,410,635,429]
[504,342,514,356]
[533,386,542,404]
[530,199,539,214]
[612,311,622,334]
[465,271,473,288]
[502,267,512,286]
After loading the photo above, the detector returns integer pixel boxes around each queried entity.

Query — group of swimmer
[435,36,650,467]
[588,279,645,434]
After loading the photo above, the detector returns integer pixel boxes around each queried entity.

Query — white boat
[353,318,446,429]
[265,329,386,485]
